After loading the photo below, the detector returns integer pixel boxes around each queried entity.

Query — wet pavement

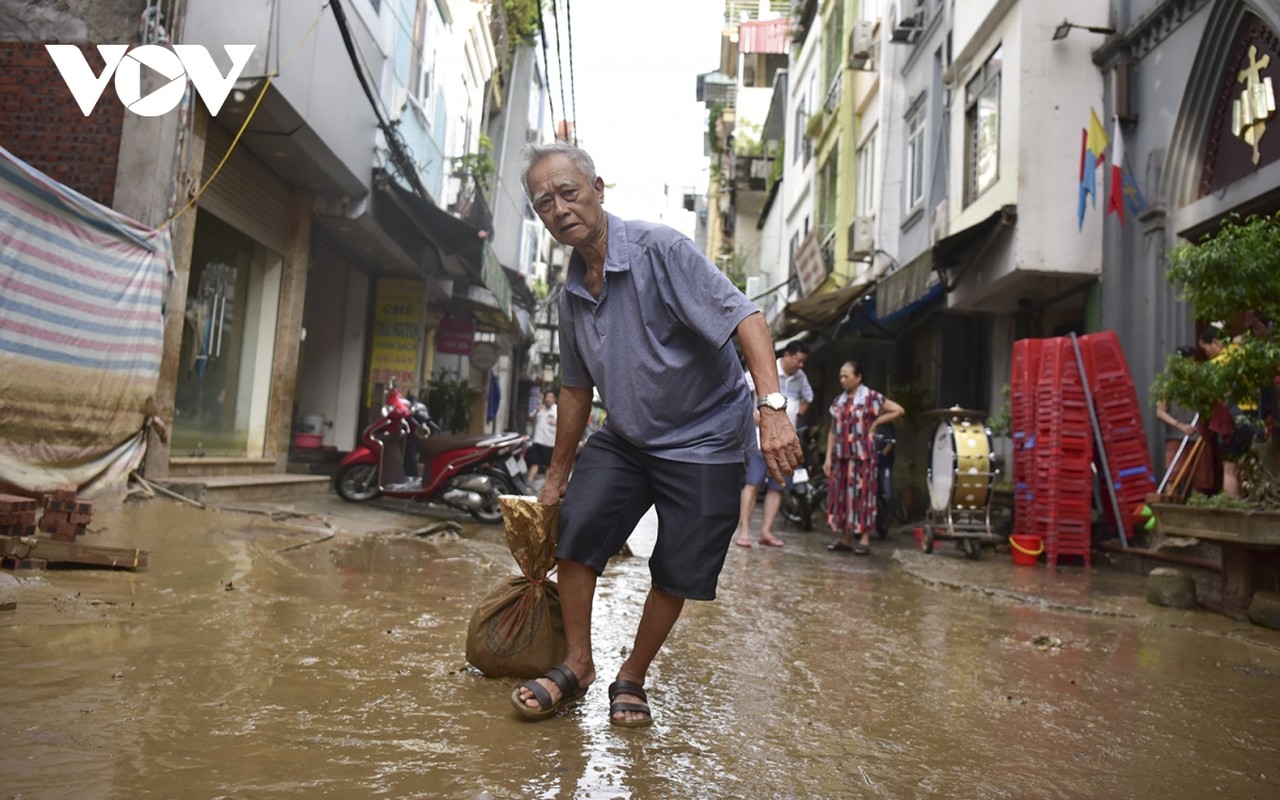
[3,492,1279,799]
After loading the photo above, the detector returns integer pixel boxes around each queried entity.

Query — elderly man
[510,141,802,727]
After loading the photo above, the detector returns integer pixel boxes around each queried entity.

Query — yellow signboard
[367,278,423,404]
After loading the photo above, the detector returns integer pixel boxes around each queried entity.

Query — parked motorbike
[333,379,533,523]
[873,432,908,539]
[780,424,827,531]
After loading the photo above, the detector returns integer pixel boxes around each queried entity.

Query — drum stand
[921,472,1003,559]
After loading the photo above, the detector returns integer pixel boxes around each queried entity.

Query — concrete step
[168,457,277,478]
[157,473,332,505]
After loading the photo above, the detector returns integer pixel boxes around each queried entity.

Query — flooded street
[3,496,1279,799]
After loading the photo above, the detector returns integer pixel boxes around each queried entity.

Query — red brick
[0,510,38,525]
[0,494,37,513]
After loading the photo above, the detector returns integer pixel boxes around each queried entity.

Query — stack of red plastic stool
[1031,337,1095,565]
[1010,338,1044,538]
[1080,332,1155,539]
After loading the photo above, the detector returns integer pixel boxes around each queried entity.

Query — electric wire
[564,0,578,145]
[535,0,558,138]
[329,0,429,202]
[550,0,570,139]
[159,4,330,229]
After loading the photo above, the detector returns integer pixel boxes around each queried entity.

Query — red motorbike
[333,379,533,523]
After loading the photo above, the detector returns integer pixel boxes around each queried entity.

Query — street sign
[794,231,826,297]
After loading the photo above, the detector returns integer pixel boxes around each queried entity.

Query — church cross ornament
[1232,45,1277,165]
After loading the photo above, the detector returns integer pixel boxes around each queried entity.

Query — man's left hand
[758,410,803,485]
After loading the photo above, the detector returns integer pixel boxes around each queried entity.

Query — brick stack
[1010,338,1045,538]
[38,486,93,542]
[0,494,39,537]
[1079,331,1156,540]
[1031,338,1095,566]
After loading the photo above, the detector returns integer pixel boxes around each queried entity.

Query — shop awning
[932,204,1016,274]
[383,176,512,317]
[771,280,873,339]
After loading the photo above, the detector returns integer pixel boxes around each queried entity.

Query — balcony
[823,70,843,115]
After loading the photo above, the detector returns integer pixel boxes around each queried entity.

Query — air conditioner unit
[848,20,875,70]
[890,0,923,44]
[848,216,875,260]
[930,199,948,245]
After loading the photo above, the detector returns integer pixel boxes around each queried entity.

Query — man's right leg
[515,558,598,710]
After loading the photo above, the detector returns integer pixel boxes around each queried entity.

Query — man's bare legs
[514,560,685,724]
[516,559,597,709]
[734,483,760,546]
[758,488,785,546]
[613,585,684,724]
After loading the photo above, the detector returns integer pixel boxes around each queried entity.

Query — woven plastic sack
[465,495,565,678]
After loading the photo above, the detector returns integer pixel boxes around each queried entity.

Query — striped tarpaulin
[0,146,172,496]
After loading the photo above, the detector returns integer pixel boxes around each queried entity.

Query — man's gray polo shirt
[558,214,758,462]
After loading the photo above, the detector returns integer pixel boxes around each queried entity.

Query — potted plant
[1149,211,1280,617]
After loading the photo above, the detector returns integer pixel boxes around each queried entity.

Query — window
[904,98,926,212]
[794,95,812,164]
[855,130,876,218]
[819,146,839,238]
[408,0,437,120]
[821,1,844,92]
[965,44,1002,204]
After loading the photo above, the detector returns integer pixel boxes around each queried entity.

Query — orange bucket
[1008,534,1043,566]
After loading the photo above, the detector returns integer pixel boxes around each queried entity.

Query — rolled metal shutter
[199,123,290,254]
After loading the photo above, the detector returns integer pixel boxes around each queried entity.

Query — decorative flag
[1107,116,1126,222]
[1122,163,1147,217]
[1077,108,1110,230]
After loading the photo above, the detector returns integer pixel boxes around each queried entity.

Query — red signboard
[436,317,475,355]
[794,231,826,298]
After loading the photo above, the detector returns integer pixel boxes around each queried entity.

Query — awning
[771,280,873,339]
[382,175,512,317]
[874,251,934,317]
[932,204,1017,273]
[739,19,792,54]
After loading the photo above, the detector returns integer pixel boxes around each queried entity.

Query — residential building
[0,0,543,499]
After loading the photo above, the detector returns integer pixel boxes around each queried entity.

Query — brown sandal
[511,663,587,720]
[607,679,654,728]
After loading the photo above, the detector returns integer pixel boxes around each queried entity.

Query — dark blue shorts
[557,428,745,600]
[744,449,791,491]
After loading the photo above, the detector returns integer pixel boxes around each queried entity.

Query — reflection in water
[1,502,1279,798]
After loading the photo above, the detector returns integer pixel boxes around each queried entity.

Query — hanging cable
[535,0,558,138]
[330,0,429,202]
[564,0,578,145]
[550,0,569,139]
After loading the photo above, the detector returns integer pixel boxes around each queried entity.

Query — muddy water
[2,500,1279,799]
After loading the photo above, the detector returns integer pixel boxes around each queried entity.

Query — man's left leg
[612,587,685,724]
[617,454,741,725]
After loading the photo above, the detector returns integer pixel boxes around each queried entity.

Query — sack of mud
[465,495,566,678]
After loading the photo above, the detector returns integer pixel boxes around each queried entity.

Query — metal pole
[1157,413,1200,494]
[1069,333,1128,550]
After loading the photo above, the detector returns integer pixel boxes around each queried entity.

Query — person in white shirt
[527,390,557,481]
[735,341,813,547]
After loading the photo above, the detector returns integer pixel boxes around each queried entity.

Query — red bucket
[1008,534,1043,566]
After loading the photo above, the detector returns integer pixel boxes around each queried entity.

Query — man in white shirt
[527,390,557,481]
[735,341,814,547]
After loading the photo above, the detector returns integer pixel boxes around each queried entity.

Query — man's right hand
[538,469,569,506]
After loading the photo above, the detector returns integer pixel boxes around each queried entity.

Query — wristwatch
[757,392,787,412]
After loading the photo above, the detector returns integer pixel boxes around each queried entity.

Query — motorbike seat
[422,433,516,456]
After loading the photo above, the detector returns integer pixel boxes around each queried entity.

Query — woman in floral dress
[823,361,905,555]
